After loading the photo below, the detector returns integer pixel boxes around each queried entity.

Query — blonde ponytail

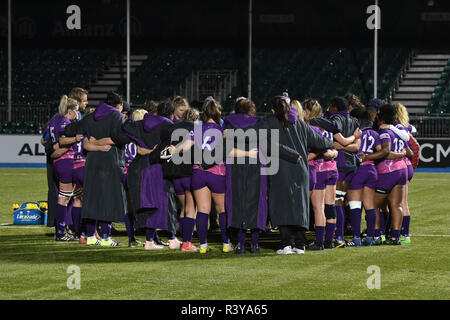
[58,95,69,115]
[58,95,79,116]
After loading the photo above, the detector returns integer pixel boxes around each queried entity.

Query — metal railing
[410,114,450,137]
[0,104,52,126]
[1,105,449,138]
[178,70,238,103]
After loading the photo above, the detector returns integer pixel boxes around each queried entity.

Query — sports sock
[345,205,351,230]
[124,213,135,241]
[237,229,246,248]
[146,228,155,242]
[65,201,73,226]
[99,221,112,239]
[365,209,377,237]
[179,217,185,239]
[71,207,82,235]
[55,204,67,235]
[219,212,229,244]
[350,208,362,238]
[85,219,96,237]
[325,222,336,242]
[401,216,411,237]
[251,229,259,247]
[182,217,195,242]
[196,212,209,245]
[315,226,325,244]
[392,229,401,240]
[168,232,176,240]
[335,205,345,240]
[379,211,386,235]
[381,210,389,235]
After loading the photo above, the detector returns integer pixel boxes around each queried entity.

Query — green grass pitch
[0,168,449,300]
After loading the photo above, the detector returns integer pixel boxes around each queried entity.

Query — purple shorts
[309,165,317,191]
[314,170,338,190]
[53,159,74,184]
[73,166,84,189]
[191,169,226,194]
[348,165,378,190]
[338,170,354,182]
[407,164,414,181]
[173,176,192,195]
[375,169,407,194]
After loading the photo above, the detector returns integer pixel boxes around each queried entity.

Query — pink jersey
[376,129,407,174]
[314,129,337,172]
[394,122,412,167]
[193,163,226,176]
[72,140,86,169]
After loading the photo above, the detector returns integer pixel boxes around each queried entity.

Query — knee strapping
[325,204,336,219]
[335,190,346,201]
[348,201,362,210]
[72,189,83,198]
[58,189,73,199]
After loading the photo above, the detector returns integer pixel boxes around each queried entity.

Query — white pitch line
[0,173,31,175]
[0,225,49,229]
[0,225,448,237]
[412,234,450,237]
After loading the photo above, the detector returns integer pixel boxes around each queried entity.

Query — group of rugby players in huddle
[42,87,418,255]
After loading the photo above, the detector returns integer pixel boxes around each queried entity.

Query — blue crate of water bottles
[12,201,48,225]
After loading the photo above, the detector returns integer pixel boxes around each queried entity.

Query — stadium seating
[119,47,412,112]
[0,47,413,133]
[0,49,110,106]
[0,120,42,135]
[0,49,113,134]
[117,48,236,104]
[425,59,450,114]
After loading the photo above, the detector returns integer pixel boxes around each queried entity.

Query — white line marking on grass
[412,234,450,237]
[412,178,450,181]
[0,224,48,229]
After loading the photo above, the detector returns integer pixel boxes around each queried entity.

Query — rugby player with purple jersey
[174,98,232,254]
[393,103,415,244]
[304,99,338,250]
[310,97,361,247]
[309,97,361,247]
[346,109,382,246]
[47,96,79,241]
[371,104,409,245]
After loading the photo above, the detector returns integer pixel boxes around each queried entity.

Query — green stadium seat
[434,86,445,95]
[425,100,437,114]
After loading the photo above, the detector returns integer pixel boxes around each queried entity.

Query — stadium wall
[417,138,450,172]
[0,135,449,172]
[0,135,46,168]
[1,0,448,49]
